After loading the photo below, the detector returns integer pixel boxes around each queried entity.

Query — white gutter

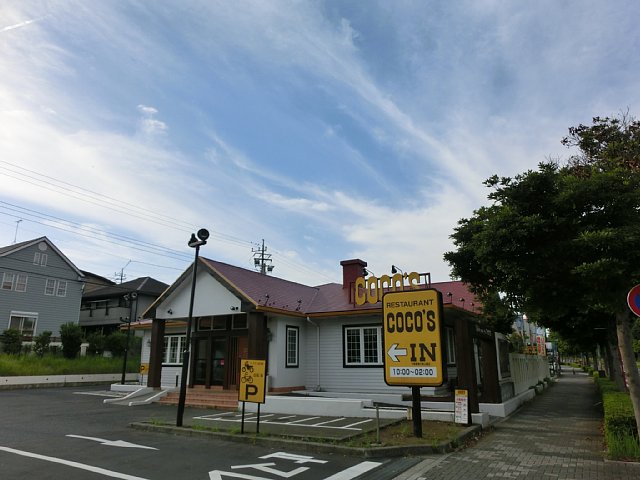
[306,316,321,391]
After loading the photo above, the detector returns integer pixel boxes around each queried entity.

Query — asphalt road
[0,386,413,480]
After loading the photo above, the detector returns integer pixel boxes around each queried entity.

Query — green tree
[33,331,52,357]
[60,322,83,359]
[444,115,640,434]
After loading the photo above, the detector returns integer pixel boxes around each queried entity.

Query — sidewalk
[396,367,640,479]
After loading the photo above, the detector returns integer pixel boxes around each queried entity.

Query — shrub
[105,332,128,357]
[1,329,23,355]
[33,331,52,357]
[59,322,83,359]
[603,392,637,439]
[86,333,107,356]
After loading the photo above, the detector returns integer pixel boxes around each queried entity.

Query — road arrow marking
[66,435,158,450]
[387,343,407,362]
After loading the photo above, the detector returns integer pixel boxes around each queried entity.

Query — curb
[130,422,482,458]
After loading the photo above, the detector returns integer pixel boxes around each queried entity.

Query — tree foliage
[444,114,640,431]
[60,322,83,359]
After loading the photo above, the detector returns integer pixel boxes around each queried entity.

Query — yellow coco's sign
[355,272,422,306]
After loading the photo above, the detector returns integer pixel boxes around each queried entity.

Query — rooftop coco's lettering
[355,272,421,306]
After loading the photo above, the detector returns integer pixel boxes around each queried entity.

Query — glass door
[194,338,209,385]
[212,337,226,386]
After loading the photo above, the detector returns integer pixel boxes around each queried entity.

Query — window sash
[9,314,37,336]
[44,279,56,295]
[344,326,382,366]
[2,273,15,290]
[56,280,67,297]
[15,274,27,292]
[286,326,299,367]
[163,335,185,364]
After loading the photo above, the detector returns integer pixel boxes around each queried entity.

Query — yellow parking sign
[238,359,266,404]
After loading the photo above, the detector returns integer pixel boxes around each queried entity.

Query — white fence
[509,353,549,396]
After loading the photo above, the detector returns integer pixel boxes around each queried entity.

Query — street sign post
[382,289,445,437]
[238,359,267,434]
[627,284,640,317]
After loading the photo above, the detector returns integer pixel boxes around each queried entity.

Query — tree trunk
[605,317,626,390]
[615,310,640,435]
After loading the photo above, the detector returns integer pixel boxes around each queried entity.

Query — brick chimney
[340,259,367,290]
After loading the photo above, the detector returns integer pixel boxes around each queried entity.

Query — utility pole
[252,239,274,275]
[114,260,131,284]
[13,219,22,244]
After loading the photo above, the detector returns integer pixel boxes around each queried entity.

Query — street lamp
[120,292,137,385]
[176,228,209,427]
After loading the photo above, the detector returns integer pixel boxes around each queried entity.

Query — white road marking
[288,416,320,424]
[0,446,150,480]
[273,415,296,420]
[312,417,347,426]
[193,412,235,420]
[322,461,382,480]
[66,435,157,450]
[260,452,327,464]
[342,419,372,428]
[74,391,125,398]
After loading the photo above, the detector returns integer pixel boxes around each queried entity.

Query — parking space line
[74,391,125,398]
[288,416,321,424]
[312,418,346,426]
[197,418,365,431]
[342,419,372,428]
[0,446,149,480]
[273,415,296,420]
[193,412,235,420]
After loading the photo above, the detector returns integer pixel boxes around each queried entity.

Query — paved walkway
[396,367,640,479]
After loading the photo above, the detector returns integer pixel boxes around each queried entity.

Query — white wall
[156,270,241,320]
[509,353,550,396]
[267,316,306,389]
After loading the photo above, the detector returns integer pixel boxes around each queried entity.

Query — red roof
[201,258,479,316]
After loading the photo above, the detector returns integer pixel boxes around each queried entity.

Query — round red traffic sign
[627,284,640,317]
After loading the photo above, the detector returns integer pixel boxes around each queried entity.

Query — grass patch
[606,431,640,461]
[0,353,140,376]
[345,420,467,448]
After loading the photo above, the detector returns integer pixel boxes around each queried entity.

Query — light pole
[120,292,137,385]
[176,228,209,427]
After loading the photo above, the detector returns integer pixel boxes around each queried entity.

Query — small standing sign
[454,389,469,425]
[238,359,267,434]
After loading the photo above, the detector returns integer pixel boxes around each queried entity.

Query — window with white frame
[163,335,186,364]
[2,272,15,290]
[44,279,68,297]
[286,326,299,368]
[9,312,37,337]
[56,280,67,297]
[14,274,27,292]
[44,279,56,296]
[344,325,382,366]
[33,252,47,266]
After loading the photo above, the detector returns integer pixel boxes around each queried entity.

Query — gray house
[80,276,168,335]
[0,236,84,340]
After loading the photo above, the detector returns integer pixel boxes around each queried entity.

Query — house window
[44,279,56,296]
[44,279,68,297]
[8,312,37,337]
[15,274,27,292]
[33,252,47,266]
[56,280,67,297]
[232,314,247,329]
[344,325,382,366]
[445,327,456,365]
[286,326,299,368]
[2,272,15,290]
[163,335,185,364]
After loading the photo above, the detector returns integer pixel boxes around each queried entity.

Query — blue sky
[1,1,639,286]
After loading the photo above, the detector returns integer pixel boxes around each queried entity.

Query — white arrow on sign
[66,435,157,450]
[387,343,407,362]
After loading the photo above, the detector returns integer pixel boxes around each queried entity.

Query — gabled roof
[83,276,169,300]
[0,236,84,277]
[145,256,479,318]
